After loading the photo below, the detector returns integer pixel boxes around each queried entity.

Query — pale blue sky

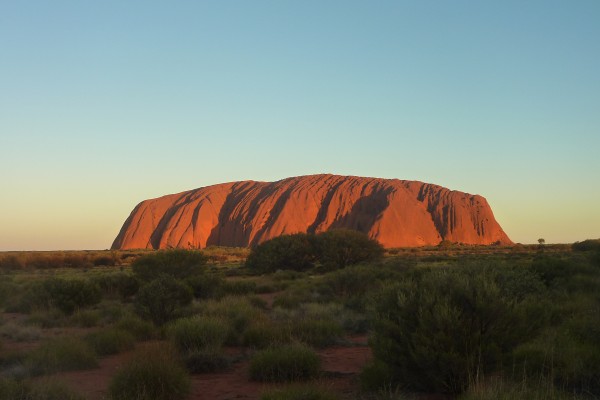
[1,1,598,250]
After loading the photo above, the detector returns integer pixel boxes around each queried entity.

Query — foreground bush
[26,337,98,375]
[370,267,545,394]
[260,384,339,400]
[134,276,193,325]
[459,377,584,400]
[249,344,320,382]
[0,377,85,400]
[36,278,102,315]
[109,344,190,400]
[167,316,229,352]
[132,250,207,282]
[85,328,135,356]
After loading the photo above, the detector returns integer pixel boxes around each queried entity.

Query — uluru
[111,174,512,250]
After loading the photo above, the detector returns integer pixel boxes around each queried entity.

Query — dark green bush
[246,233,317,273]
[246,230,384,273]
[260,384,339,400]
[167,316,229,352]
[0,378,85,400]
[132,249,207,282]
[26,337,98,375]
[108,344,190,400]
[370,267,546,394]
[314,229,384,270]
[182,347,230,373]
[85,328,135,356]
[572,239,600,252]
[92,272,139,299]
[185,273,225,299]
[134,276,193,325]
[47,278,101,315]
[115,315,156,340]
[249,344,320,382]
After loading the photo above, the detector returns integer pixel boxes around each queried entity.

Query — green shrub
[200,296,266,344]
[167,316,229,352]
[370,267,546,394]
[108,343,190,400]
[132,250,207,282]
[115,315,156,340]
[0,377,85,400]
[134,276,193,325]
[185,273,225,299]
[246,230,384,273]
[572,239,600,252]
[182,346,230,373]
[246,233,317,273]
[70,309,101,327]
[42,278,102,315]
[249,344,320,382]
[26,337,98,375]
[242,320,291,348]
[459,377,584,400]
[85,328,135,356]
[260,384,339,400]
[314,229,384,270]
[0,322,41,342]
[92,272,139,299]
[222,279,257,295]
[291,319,343,347]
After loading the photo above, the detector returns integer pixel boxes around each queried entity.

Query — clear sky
[1,1,599,250]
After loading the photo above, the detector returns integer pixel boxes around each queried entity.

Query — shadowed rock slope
[111,174,512,249]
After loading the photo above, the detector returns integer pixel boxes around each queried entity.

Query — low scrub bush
[0,377,85,400]
[200,296,266,344]
[260,384,339,400]
[185,273,225,299]
[315,229,384,270]
[572,239,600,252]
[70,309,101,327]
[370,266,546,394]
[42,278,102,315]
[246,230,383,273]
[249,344,320,382]
[168,316,229,352]
[108,343,190,400]
[115,315,156,340]
[246,233,316,273]
[132,249,207,282]
[85,328,135,356]
[92,272,139,299]
[134,276,193,325]
[182,346,230,373]
[26,337,98,375]
[0,321,41,342]
[459,377,583,400]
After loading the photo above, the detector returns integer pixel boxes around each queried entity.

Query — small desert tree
[135,275,193,325]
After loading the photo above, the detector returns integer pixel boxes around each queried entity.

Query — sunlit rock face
[111,174,512,249]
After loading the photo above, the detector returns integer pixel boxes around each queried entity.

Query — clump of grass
[108,343,190,400]
[260,384,339,400]
[199,296,267,344]
[249,344,320,382]
[183,346,230,373]
[85,328,135,356]
[26,337,98,375]
[288,319,343,347]
[242,319,291,349]
[0,377,85,400]
[459,377,583,400]
[0,321,41,342]
[168,316,229,351]
[69,309,101,327]
[115,314,156,340]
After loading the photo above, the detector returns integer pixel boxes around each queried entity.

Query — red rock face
[111,174,512,249]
